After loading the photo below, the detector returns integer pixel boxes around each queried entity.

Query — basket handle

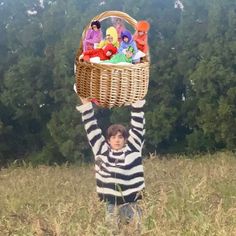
[78,11,138,55]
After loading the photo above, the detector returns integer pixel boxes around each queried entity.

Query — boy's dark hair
[106,124,128,140]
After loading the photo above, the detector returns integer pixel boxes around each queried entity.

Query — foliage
[0,0,236,164]
[0,153,235,235]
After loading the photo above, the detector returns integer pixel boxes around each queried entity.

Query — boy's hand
[74,83,100,106]
[79,54,84,60]
[73,83,90,104]
[79,96,91,105]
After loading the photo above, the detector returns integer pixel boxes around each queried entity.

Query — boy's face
[108,131,126,150]
[123,36,129,43]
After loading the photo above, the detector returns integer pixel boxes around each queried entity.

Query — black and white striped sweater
[77,100,145,205]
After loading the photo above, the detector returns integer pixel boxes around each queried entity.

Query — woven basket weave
[75,11,150,108]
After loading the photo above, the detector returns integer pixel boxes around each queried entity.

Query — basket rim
[77,60,150,70]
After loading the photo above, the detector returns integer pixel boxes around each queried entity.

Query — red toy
[133,20,150,53]
[82,44,117,61]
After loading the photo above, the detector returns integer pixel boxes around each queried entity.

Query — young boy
[75,92,146,234]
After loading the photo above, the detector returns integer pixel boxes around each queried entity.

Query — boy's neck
[109,146,126,152]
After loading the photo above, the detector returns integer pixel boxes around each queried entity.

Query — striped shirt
[76,100,145,205]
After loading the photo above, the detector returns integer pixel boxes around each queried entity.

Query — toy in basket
[75,11,150,108]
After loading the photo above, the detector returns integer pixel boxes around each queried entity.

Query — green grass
[0,152,235,235]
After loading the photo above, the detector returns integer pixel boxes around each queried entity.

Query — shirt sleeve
[118,42,125,53]
[132,41,138,54]
[86,31,102,44]
[84,29,92,41]
[127,100,146,152]
[97,40,105,49]
[76,103,108,157]
[83,29,93,51]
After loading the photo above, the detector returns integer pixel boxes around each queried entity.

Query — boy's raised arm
[75,85,108,156]
[127,100,146,151]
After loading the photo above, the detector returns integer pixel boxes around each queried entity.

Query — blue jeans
[105,202,142,235]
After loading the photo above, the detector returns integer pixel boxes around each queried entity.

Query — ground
[0,152,235,235]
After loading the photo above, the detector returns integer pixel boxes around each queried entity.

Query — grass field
[0,152,235,235]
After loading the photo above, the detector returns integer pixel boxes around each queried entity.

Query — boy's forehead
[113,131,123,136]
[109,131,125,139]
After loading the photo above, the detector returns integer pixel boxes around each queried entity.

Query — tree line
[0,0,236,165]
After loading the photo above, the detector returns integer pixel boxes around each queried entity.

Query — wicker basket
[75,11,150,108]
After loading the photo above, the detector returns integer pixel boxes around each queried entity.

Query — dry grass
[0,152,235,235]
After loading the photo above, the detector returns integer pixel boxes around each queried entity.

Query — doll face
[116,19,122,26]
[123,36,129,43]
[138,31,145,36]
[92,25,98,31]
[106,35,113,43]
[106,51,112,56]
[126,50,133,58]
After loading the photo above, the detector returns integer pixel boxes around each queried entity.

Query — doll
[118,30,138,55]
[103,46,135,64]
[133,20,150,54]
[111,17,126,43]
[97,26,119,49]
[80,44,118,62]
[83,20,103,51]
